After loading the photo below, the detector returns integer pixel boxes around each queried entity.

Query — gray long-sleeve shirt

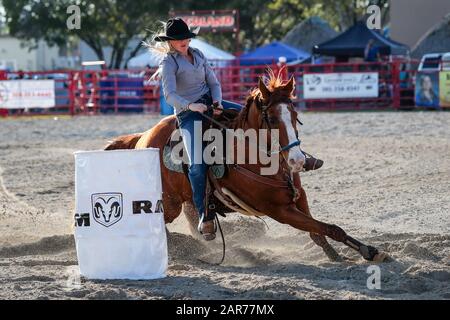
[161,47,222,114]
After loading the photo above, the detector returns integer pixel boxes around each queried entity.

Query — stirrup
[197,214,217,241]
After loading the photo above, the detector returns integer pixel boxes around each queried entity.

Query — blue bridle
[262,104,302,155]
[280,140,301,153]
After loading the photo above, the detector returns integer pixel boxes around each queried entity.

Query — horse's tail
[104,133,143,151]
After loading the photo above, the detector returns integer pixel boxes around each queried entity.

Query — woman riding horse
[105,67,387,263]
[150,18,322,241]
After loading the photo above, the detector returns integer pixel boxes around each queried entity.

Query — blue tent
[313,21,409,58]
[239,41,310,65]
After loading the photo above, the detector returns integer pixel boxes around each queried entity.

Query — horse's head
[254,74,305,172]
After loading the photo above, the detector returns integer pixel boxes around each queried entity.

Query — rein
[199,108,229,130]
[260,103,302,154]
[197,101,301,265]
[260,104,301,201]
[200,106,284,161]
[200,102,301,199]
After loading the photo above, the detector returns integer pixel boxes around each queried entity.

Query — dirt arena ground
[0,112,448,300]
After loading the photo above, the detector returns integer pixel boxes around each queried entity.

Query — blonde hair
[143,20,199,81]
[142,21,177,81]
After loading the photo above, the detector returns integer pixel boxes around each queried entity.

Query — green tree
[174,0,389,51]
[242,0,390,47]
[2,0,171,69]
[2,0,390,67]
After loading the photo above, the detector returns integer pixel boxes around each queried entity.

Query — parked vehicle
[418,52,450,72]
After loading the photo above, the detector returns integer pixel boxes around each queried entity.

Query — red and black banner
[169,10,238,33]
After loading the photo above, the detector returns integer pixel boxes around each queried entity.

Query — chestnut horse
[105,73,387,263]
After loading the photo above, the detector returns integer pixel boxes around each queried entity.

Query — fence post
[68,71,76,116]
[92,71,99,114]
[80,71,87,114]
[0,70,7,117]
[114,75,118,114]
[392,60,401,109]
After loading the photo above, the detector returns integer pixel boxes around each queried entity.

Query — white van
[418,53,450,71]
[441,53,450,71]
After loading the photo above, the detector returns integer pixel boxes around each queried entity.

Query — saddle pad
[162,145,225,179]
[163,145,183,173]
[210,164,225,179]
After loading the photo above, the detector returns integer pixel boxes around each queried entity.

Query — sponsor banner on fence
[303,72,379,99]
[439,71,450,108]
[0,80,55,109]
[415,72,440,109]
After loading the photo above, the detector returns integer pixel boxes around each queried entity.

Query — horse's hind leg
[295,186,342,262]
[162,195,184,238]
[309,233,343,262]
[163,192,183,225]
[183,201,201,239]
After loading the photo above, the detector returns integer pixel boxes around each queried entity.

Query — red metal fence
[287,59,419,111]
[214,59,419,111]
[0,59,419,117]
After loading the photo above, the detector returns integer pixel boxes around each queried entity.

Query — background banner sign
[415,72,440,109]
[0,80,55,109]
[170,10,237,32]
[439,71,450,108]
[303,72,379,99]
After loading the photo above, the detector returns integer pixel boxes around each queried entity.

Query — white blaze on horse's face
[279,104,305,172]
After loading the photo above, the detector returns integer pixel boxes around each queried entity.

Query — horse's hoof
[362,245,388,262]
[373,252,391,263]
[359,245,385,262]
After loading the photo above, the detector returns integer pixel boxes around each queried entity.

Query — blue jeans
[177,97,242,220]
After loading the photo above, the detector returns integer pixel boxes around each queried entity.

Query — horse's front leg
[293,174,342,262]
[269,206,387,262]
[343,235,388,262]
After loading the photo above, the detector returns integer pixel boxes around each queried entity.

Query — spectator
[364,40,380,63]
[399,63,410,89]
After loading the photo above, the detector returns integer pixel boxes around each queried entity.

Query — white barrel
[74,148,167,280]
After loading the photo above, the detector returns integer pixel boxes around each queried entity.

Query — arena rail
[0,59,419,117]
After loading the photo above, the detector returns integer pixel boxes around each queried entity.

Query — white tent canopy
[128,38,235,68]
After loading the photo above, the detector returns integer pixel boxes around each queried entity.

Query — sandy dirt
[0,112,449,300]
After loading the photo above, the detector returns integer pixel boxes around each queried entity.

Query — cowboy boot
[302,151,324,171]
[201,220,216,241]
[198,213,216,241]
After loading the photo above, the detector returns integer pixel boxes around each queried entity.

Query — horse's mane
[234,68,295,128]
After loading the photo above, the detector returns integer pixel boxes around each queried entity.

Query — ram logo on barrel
[91,193,123,227]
